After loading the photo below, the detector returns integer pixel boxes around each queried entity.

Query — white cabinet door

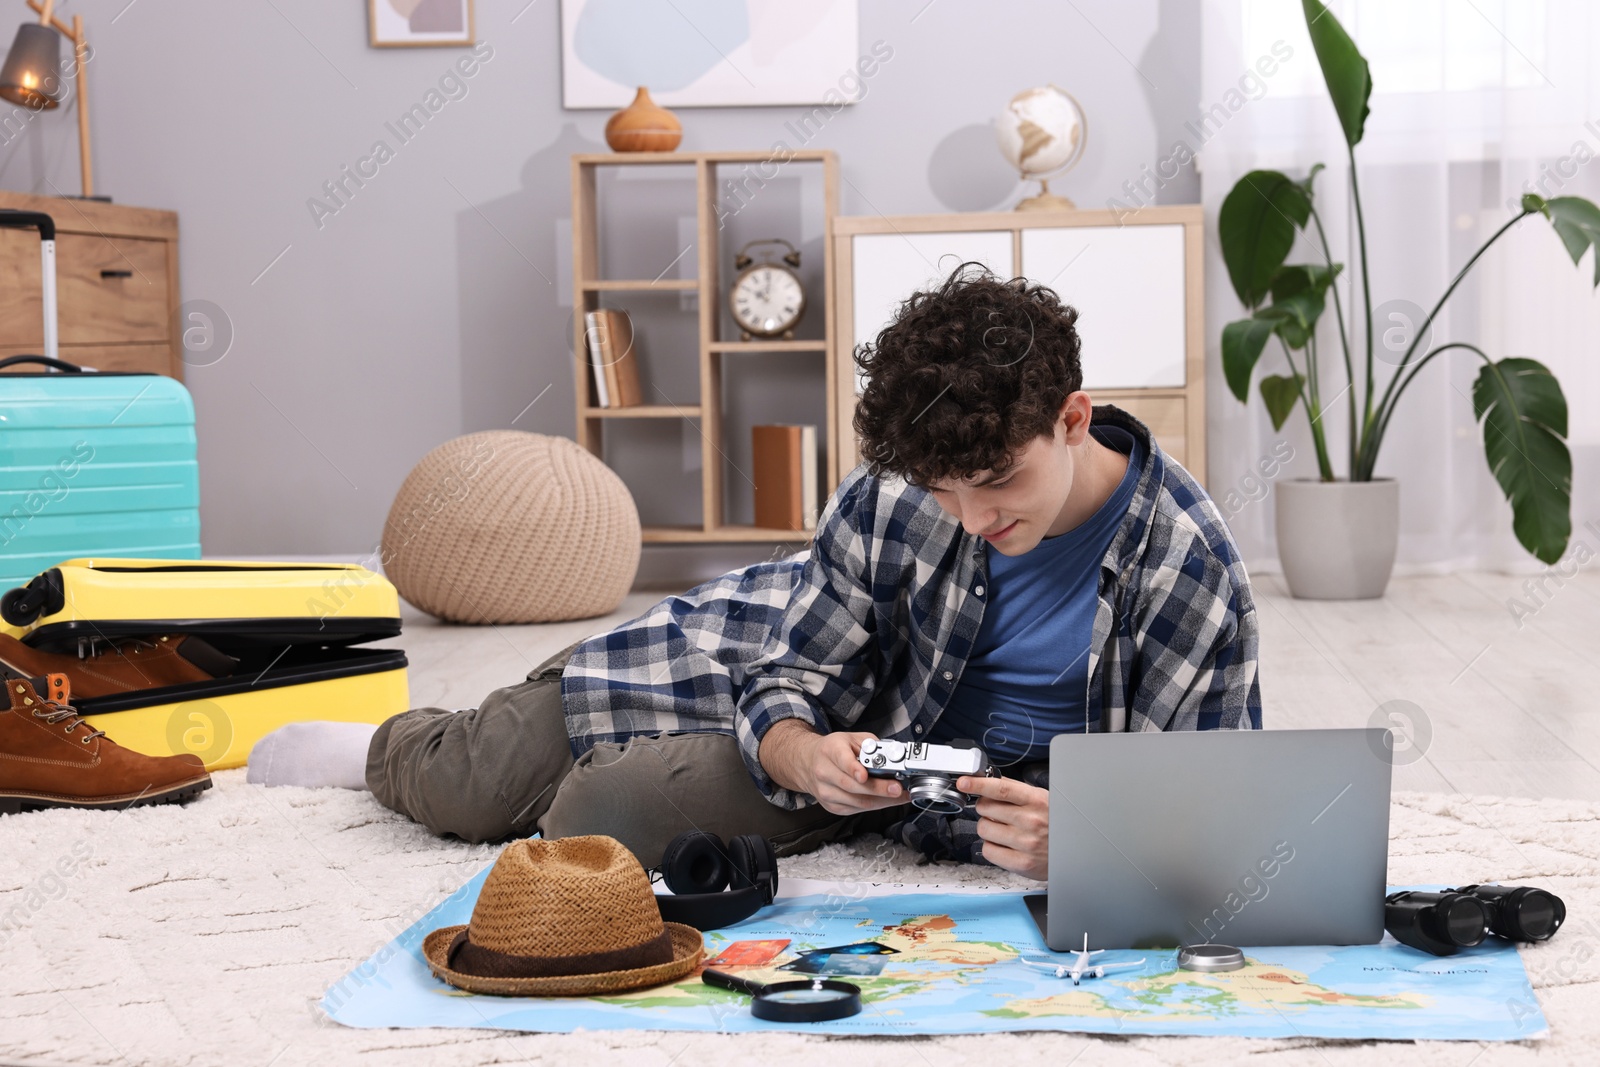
[1020,224,1187,389]
[850,230,1014,395]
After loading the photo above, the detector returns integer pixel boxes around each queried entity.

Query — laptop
[1026,728,1393,951]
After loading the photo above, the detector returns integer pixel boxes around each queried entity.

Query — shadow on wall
[1137,0,1202,206]
[927,123,1020,213]
[455,121,607,444]
[928,0,1196,218]
[924,3,1197,219]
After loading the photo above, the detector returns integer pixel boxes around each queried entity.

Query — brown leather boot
[0,673,212,814]
[0,633,237,700]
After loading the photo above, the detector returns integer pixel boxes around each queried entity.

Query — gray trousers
[365,638,897,867]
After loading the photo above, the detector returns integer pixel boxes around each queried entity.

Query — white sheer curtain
[1198,0,1600,573]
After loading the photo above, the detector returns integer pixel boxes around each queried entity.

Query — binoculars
[1384,883,1566,956]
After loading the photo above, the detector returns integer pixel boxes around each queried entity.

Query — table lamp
[0,0,97,198]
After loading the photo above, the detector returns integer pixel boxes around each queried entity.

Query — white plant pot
[1274,479,1400,600]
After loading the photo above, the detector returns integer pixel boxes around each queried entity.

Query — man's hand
[760,720,910,816]
[959,774,1049,881]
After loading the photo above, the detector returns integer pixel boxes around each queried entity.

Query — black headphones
[651,830,778,931]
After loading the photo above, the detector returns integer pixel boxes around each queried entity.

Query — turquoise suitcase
[0,209,201,591]
[0,356,201,592]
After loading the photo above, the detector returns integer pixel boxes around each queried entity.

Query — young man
[361,263,1261,879]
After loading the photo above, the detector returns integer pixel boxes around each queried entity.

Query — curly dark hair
[852,261,1083,487]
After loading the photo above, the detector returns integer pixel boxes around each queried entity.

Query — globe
[994,85,1087,211]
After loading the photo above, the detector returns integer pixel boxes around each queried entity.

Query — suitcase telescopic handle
[0,210,56,241]
[0,355,83,373]
[0,210,58,363]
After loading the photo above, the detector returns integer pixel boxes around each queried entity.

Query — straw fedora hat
[422,835,704,996]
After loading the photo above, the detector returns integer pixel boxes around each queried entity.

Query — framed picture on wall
[560,0,859,107]
[369,0,475,48]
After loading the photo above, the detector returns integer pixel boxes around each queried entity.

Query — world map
[324,877,1547,1040]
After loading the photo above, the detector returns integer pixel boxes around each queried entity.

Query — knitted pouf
[381,431,640,624]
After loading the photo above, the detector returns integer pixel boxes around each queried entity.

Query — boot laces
[31,697,106,743]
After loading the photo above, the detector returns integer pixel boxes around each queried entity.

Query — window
[1241,0,1551,97]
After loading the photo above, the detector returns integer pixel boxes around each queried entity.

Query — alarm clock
[729,238,806,341]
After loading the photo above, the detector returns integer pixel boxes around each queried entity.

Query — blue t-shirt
[929,425,1144,763]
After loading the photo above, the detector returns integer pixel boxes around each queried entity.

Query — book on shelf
[584,308,643,408]
[583,311,610,408]
[752,424,819,531]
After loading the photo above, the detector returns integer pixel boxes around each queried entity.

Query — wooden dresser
[0,190,181,379]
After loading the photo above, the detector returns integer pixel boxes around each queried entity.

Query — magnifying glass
[701,968,863,1022]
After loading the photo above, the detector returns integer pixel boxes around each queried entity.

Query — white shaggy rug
[1,772,1596,1067]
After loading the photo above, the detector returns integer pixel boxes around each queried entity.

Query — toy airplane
[1020,934,1147,985]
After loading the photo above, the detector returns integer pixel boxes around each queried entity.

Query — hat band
[445,926,675,980]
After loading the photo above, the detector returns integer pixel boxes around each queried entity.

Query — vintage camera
[857,738,997,814]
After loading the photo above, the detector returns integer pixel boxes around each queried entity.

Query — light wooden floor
[389,571,1600,804]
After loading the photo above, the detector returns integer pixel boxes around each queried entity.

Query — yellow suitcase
[0,559,409,770]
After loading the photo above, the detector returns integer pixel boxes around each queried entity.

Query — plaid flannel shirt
[561,405,1262,865]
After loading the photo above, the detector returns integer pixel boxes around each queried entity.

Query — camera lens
[907,775,964,814]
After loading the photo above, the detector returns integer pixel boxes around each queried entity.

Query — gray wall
[1,0,1198,586]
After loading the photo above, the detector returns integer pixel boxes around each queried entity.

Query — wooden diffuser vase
[604,87,682,152]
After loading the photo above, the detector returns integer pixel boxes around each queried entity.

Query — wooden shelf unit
[641,523,816,544]
[580,278,698,291]
[571,149,838,545]
[579,404,701,419]
[708,339,828,353]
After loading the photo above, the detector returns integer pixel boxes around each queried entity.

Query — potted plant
[1218,0,1600,598]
